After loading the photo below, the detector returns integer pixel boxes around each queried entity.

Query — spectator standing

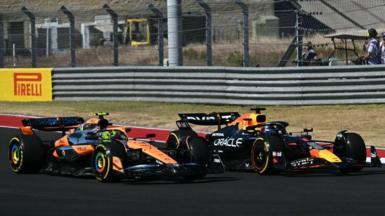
[380,32,385,64]
[364,28,381,65]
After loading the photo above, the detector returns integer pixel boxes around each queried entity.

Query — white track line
[0,125,18,129]
[366,157,385,164]
[0,113,42,118]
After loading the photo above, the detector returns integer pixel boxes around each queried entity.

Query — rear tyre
[167,129,209,180]
[251,135,284,175]
[8,134,44,173]
[167,129,204,163]
[334,132,366,172]
[93,142,127,182]
[182,136,209,180]
[166,129,196,150]
[186,136,209,165]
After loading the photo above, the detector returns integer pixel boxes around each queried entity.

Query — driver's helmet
[264,122,287,135]
[99,130,127,142]
[78,123,98,132]
[79,118,109,132]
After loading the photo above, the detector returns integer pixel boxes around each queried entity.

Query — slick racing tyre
[166,129,196,150]
[251,135,284,175]
[167,129,205,163]
[183,136,209,180]
[93,142,127,182]
[334,132,366,172]
[185,136,209,166]
[167,130,209,180]
[8,134,44,173]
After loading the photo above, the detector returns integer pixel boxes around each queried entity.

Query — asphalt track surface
[1,127,385,216]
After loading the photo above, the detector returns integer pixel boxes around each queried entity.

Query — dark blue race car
[166,108,382,174]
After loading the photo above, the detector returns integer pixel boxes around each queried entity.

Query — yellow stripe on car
[318,150,342,163]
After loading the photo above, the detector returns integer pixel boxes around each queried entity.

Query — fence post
[167,0,183,66]
[196,0,212,66]
[177,0,183,65]
[60,6,76,67]
[22,7,37,68]
[0,15,4,68]
[148,4,164,66]
[103,4,119,66]
[295,9,303,66]
[235,0,249,67]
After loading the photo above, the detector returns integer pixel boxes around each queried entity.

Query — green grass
[1,101,385,146]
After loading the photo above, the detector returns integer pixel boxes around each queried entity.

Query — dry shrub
[4,34,368,67]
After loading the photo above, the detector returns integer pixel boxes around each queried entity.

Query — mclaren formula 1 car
[167,108,382,174]
[8,113,206,182]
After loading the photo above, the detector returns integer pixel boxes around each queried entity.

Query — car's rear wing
[22,117,85,131]
[178,112,240,126]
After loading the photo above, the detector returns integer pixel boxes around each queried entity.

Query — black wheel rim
[254,145,267,168]
[252,141,269,172]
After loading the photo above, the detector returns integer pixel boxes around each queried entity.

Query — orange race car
[8,113,207,182]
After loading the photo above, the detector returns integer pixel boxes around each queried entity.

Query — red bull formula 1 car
[8,113,207,182]
[167,108,382,174]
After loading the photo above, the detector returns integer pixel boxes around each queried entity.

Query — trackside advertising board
[0,68,52,101]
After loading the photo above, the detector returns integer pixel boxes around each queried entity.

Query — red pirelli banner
[0,68,52,101]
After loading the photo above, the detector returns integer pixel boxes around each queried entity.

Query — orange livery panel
[128,140,177,164]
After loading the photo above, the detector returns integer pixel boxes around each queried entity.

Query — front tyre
[344,133,366,164]
[8,134,44,173]
[93,142,127,182]
[334,132,366,172]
